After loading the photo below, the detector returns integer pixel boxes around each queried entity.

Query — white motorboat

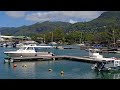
[4,45,54,57]
[91,59,120,72]
[89,49,115,61]
[89,49,120,71]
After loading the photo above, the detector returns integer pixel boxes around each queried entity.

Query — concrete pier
[4,55,105,64]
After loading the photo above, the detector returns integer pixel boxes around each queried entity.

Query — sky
[0,11,105,27]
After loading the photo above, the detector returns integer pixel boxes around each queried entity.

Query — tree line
[31,26,120,47]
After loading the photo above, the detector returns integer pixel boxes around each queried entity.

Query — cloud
[25,11,104,22]
[69,19,77,24]
[61,11,103,19]
[26,11,64,22]
[5,11,26,18]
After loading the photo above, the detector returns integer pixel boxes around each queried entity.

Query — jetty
[4,55,107,64]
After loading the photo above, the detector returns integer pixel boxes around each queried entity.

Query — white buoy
[60,71,64,74]
[24,65,27,67]
[22,64,27,67]
[49,69,53,72]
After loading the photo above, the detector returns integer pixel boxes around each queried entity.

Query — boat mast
[0,32,1,41]
[51,32,53,42]
[113,30,116,47]
[80,32,82,44]
[43,34,45,43]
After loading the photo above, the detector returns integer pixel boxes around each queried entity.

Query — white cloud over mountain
[5,11,104,22]
[25,11,104,22]
[69,19,77,24]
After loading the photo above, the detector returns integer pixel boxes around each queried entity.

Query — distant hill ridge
[0,11,120,35]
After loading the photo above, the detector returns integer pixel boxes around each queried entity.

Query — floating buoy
[60,71,64,74]
[61,74,64,76]
[49,68,53,72]
[22,64,27,67]
[24,64,27,67]
[13,64,17,67]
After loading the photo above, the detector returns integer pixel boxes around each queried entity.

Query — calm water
[1,46,120,79]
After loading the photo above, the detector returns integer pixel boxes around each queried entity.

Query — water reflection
[113,74,120,79]
[94,70,120,79]
[4,63,13,69]
[4,60,120,79]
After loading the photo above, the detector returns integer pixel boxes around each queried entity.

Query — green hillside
[0,11,120,45]
[0,11,120,35]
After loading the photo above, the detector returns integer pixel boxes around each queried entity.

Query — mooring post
[53,58,55,61]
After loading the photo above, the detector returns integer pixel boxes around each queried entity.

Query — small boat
[56,46,74,49]
[92,59,120,72]
[89,49,115,61]
[89,49,120,72]
[4,45,54,58]
[4,58,14,63]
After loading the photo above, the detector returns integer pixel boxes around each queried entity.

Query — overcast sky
[0,11,104,27]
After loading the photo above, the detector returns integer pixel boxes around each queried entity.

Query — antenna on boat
[51,32,53,42]
[80,32,82,44]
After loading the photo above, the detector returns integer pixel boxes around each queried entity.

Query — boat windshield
[26,47,34,50]
[19,47,26,50]
[34,47,50,52]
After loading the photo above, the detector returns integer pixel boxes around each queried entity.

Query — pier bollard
[53,58,55,61]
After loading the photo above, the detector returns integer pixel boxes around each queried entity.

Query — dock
[4,55,104,64]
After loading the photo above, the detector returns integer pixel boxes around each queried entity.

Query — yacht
[4,45,54,57]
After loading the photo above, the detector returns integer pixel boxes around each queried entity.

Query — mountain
[0,21,71,36]
[89,11,120,28]
[67,11,120,32]
[0,11,120,35]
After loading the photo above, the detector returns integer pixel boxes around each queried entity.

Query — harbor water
[0,46,120,79]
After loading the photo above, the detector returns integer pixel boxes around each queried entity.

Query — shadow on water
[4,63,13,69]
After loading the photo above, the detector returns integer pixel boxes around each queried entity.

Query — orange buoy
[13,64,17,67]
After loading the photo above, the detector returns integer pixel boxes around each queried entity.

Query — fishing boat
[4,45,54,58]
